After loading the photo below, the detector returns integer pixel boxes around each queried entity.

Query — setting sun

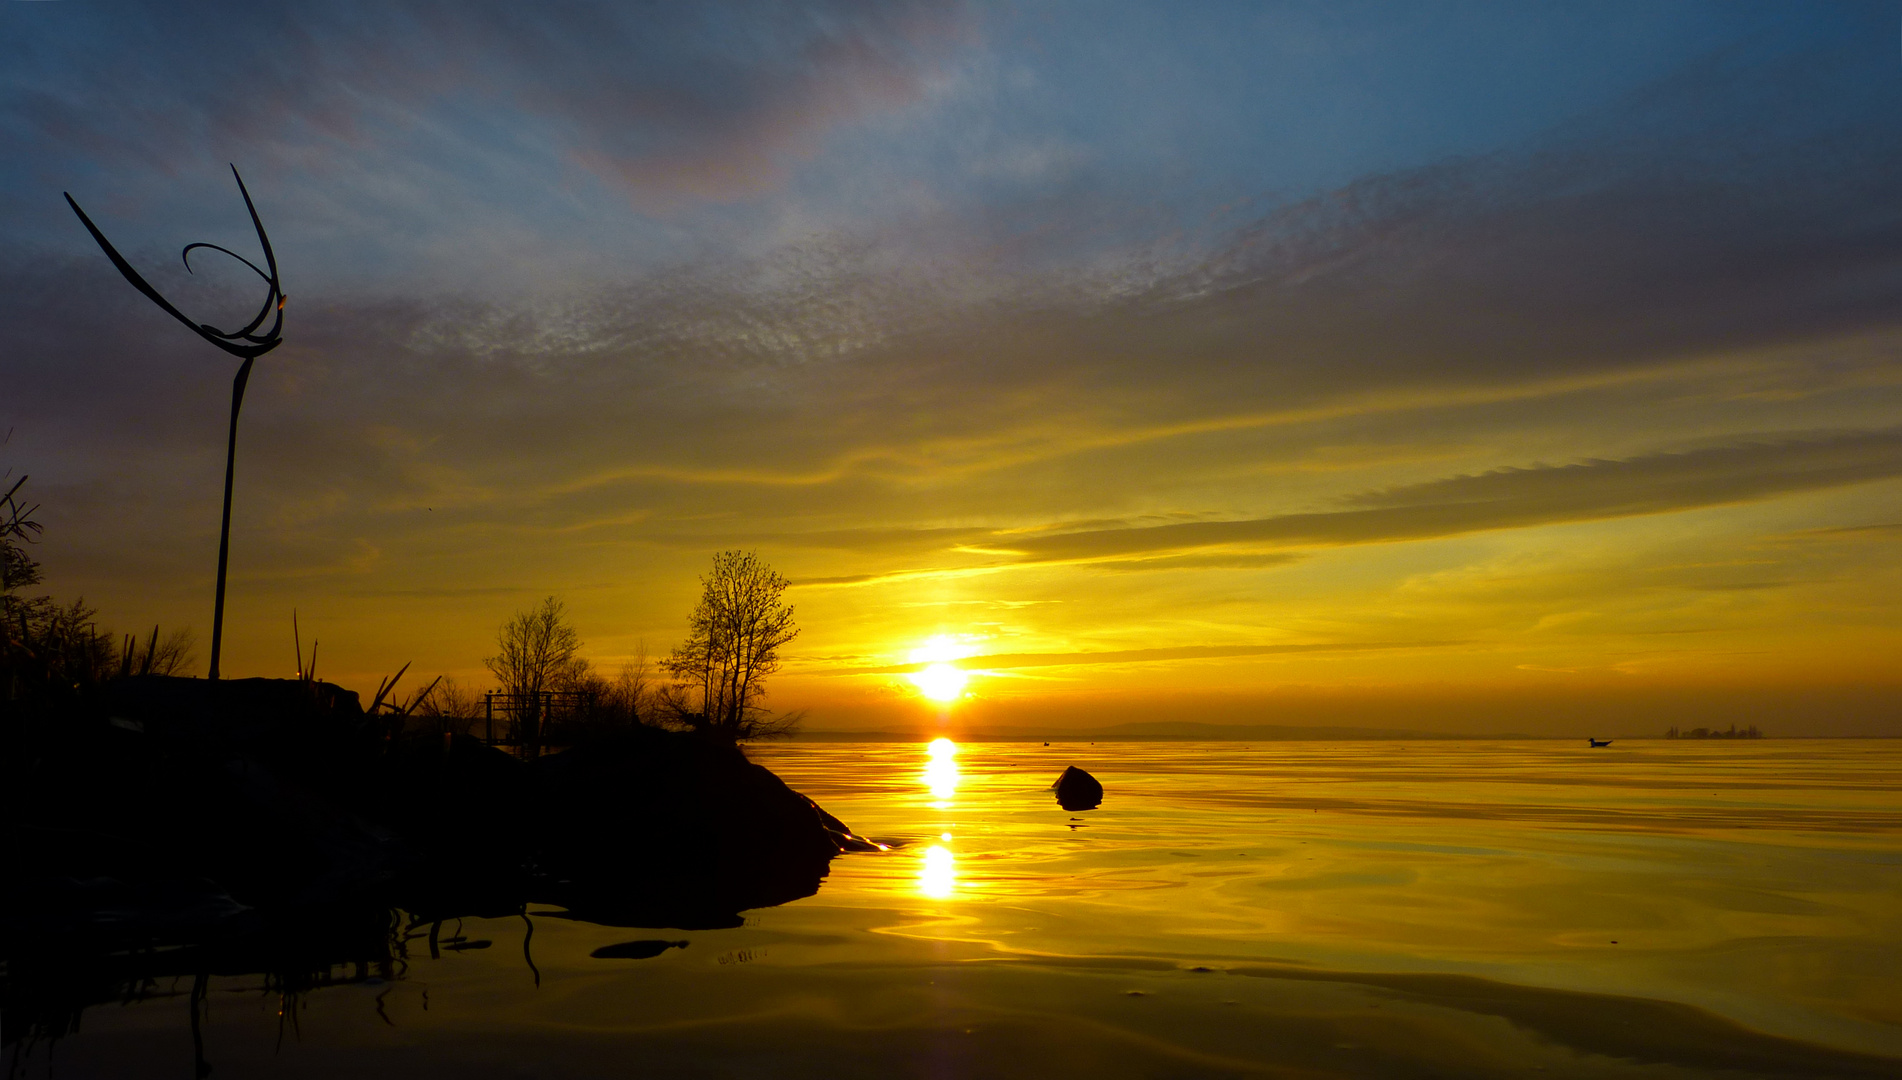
[914,663,967,701]
[907,635,976,702]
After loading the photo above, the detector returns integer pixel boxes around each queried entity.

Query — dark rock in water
[806,797,885,852]
[1053,765,1103,810]
[591,939,688,960]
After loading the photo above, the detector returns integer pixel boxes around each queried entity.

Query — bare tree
[2,464,195,696]
[485,596,589,754]
[567,649,659,736]
[413,675,481,738]
[601,647,657,726]
[2,476,43,615]
[661,551,801,742]
[3,457,44,613]
[115,626,198,678]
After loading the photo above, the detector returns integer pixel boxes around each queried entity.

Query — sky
[4,0,1901,736]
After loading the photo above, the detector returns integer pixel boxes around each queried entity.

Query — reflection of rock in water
[1052,765,1103,810]
[3,900,406,1075]
[590,939,688,960]
[3,676,877,1059]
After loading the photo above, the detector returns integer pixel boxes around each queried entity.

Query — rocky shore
[4,676,875,952]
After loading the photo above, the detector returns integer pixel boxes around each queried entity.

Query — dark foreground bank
[2,676,878,1050]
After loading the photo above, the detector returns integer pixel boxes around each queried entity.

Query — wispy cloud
[4,1,973,204]
[809,639,1468,677]
[992,431,1902,563]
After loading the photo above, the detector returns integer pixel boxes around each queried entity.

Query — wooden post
[485,692,494,746]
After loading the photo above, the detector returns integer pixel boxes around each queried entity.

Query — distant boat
[1588,738,1613,747]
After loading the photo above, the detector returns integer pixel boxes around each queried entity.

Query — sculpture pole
[67,166,285,679]
[209,356,257,680]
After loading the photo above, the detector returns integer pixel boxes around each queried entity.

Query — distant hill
[791,721,1541,742]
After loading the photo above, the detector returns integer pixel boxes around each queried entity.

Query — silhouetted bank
[3,675,877,1030]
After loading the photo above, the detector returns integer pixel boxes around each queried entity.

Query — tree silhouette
[662,550,801,742]
[485,596,589,755]
[65,167,285,679]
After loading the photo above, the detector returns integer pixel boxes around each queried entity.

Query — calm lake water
[12,739,1902,1078]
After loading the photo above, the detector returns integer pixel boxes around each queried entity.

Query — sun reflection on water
[924,737,960,802]
[919,844,956,898]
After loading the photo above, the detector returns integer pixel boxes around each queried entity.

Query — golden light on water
[924,737,960,800]
[907,635,975,702]
[919,844,956,898]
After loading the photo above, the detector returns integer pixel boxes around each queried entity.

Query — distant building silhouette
[1664,724,1764,739]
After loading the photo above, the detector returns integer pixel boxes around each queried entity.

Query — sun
[915,663,968,702]
[908,634,976,702]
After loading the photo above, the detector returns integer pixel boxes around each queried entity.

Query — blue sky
[8,1,1876,288]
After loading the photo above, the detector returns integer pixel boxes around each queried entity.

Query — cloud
[3,1,972,207]
[809,639,1468,677]
[16,19,1902,435]
[6,8,1902,715]
[549,3,971,205]
[1800,522,1902,538]
[1086,552,1305,573]
[991,431,1902,563]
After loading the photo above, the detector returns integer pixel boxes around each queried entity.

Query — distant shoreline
[786,723,1899,742]
[792,721,1525,742]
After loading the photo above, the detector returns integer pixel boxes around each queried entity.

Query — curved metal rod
[64,164,285,360]
[182,242,279,341]
[64,166,287,679]
[182,242,270,283]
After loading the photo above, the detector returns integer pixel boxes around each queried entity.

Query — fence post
[485,692,493,746]
[525,691,539,759]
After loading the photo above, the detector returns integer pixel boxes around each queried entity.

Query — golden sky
[5,2,1900,734]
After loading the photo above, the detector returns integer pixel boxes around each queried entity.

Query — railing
[482,690,595,756]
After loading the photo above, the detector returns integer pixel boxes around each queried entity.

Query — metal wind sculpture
[65,166,286,680]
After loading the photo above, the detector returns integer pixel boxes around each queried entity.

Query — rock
[1052,765,1103,810]
[9,682,885,1040]
[89,675,381,780]
[15,677,873,935]
[378,734,528,862]
[806,797,884,852]
[525,726,848,925]
[11,676,403,912]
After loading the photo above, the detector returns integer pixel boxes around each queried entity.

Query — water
[9,740,1901,1078]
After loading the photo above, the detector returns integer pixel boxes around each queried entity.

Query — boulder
[13,677,872,934]
[1052,765,1103,810]
[10,676,402,912]
[525,726,848,925]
